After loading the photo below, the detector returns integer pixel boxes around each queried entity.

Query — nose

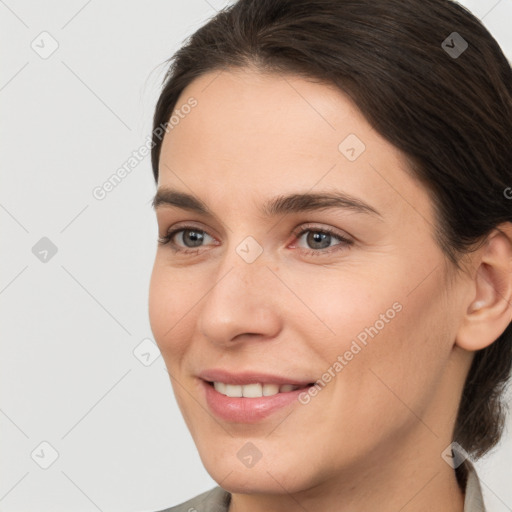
[197,251,283,347]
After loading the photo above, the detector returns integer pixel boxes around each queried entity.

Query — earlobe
[456,224,512,352]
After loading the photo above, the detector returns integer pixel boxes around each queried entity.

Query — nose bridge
[197,237,282,344]
[213,232,272,296]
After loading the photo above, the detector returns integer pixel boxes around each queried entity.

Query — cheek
[285,263,402,349]
[290,251,449,359]
[148,259,201,361]
[291,260,452,416]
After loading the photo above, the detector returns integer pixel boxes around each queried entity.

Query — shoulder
[154,486,231,512]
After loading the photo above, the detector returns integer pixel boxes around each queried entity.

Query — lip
[201,379,311,423]
[198,369,314,423]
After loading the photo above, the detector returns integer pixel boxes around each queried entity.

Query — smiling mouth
[206,381,315,398]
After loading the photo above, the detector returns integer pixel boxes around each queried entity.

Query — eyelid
[159,220,217,238]
[159,223,219,250]
[289,223,353,246]
[292,238,351,257]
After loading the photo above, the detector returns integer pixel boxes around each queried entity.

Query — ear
[456,223,512,351]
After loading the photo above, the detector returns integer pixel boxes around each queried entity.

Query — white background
[1,1,511,510]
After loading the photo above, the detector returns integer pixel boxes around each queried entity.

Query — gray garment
[157,460,486,512]
[156,486,230,512]
[463,460,487,512]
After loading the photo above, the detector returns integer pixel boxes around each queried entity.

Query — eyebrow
[152,187,382,219]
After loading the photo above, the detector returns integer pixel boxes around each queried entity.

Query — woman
[148,0,512,510]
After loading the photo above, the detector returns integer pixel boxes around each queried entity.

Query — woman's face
[149,68,471,494]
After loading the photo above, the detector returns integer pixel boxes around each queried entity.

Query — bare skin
[149,67,512,512]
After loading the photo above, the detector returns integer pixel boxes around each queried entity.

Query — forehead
[157,67,432,226]
[161,68,361,168]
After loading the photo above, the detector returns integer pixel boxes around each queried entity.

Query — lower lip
[201,380,310,423]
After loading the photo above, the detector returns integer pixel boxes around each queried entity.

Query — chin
[199,447,315,495]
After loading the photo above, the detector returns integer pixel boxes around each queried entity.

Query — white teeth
[212,382,301,398]
[213,382,226,394]
[242,383,262,397]
[225,384,242,397]
[279,384,298,392]
[262,383,280,396]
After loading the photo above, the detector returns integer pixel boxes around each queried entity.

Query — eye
[158,224,353,256]
[158,226,217,253]
[291,226,353,255]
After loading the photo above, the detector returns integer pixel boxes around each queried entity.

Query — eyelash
[157,226,216,256]
[291,225,353,256]
[157,224,353,257]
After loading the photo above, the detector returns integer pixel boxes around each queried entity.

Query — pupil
[184,230,204,247]
[307,232,330,249]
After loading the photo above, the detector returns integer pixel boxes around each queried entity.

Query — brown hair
[151,0,512,461]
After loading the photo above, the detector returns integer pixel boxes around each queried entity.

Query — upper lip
[198,369,314,386]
